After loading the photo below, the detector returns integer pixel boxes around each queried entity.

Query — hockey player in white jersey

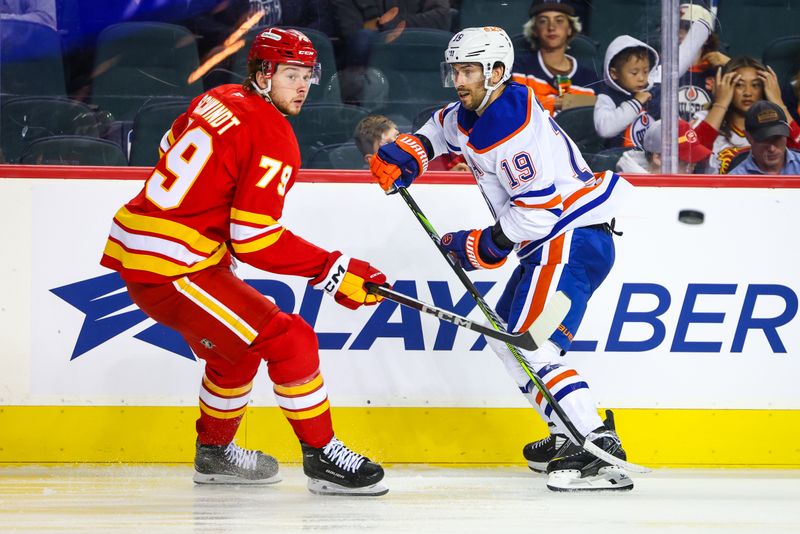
[370,26,634,492]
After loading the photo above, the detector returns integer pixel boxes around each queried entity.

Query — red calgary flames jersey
[101,84,331,283]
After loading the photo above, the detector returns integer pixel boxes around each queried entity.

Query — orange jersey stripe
[535,369,579,404]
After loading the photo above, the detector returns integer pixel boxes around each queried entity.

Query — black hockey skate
[193,441,280,484]
[302,437,388,496]
[545,410,634,492]
[522,423,567,474]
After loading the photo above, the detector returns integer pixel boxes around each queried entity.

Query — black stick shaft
[395,186,588,448]
[366,283,538,351]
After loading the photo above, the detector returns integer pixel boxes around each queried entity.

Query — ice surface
[1,465,798,533]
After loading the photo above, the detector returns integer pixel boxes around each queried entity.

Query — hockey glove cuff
[370,134,429,193]
[440,226,514,272]
[311,252,388,310]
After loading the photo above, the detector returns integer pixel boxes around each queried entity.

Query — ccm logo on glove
[311,252,388,309]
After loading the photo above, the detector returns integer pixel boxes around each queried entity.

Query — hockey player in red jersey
[100,28,388,496]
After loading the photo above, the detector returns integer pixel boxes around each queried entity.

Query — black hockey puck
[678,209,705,224]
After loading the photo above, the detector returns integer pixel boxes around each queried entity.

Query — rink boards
[1,167,798,467]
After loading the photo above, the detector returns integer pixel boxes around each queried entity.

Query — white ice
[1,465,798,533]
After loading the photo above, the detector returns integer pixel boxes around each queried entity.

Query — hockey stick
[395,186,650,474]
[366,282,548,351]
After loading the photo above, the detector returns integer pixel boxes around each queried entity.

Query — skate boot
[302,436,388,496]
[545,410,634,492]
[522,423,567,474]
[193,441,280,484]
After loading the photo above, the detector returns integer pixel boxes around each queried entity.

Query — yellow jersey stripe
[230,208,279,226]
[230,228,285,254]
[274,373,324,397]
[103,240,227,277]
[280,399,330,421]
[200,403,247,420]
[174,277,258,344]
[203,375,253,398]
[114,206,220,254]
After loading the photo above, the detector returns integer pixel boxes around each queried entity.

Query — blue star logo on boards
[50,272,195,361]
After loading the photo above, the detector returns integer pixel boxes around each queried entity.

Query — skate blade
[546,467,634,492]
[526,460,547,474]
[193,471,281,485]
[307,478,389,496]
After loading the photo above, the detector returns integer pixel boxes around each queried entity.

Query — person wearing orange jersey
[100,28,389,496]
[511,0,598,117]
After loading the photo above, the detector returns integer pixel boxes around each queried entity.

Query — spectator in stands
[184,1,250,61]
[728,101,800,175]
[281,0,337,37]
[678,1,730,121]
[332,0,449,37]
[331,0,449,66]
[691,57,800,173]
[594,3,714,148]
[248,0,282,25]
[0,0,57,29]
[332,0,450,105]
[511,0,597,117]
[616,119,711,174]
[354,114,467,170]
[780,68,800,124]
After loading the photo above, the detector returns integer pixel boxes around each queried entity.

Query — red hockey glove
[370,133,429,192]
[311,252,387,310]
[440,227,513,271]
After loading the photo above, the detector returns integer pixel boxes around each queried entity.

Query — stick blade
[582,441,652,474]
[528,291,572,348]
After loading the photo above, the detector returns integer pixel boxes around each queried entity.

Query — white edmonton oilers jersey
[417,82,631,259]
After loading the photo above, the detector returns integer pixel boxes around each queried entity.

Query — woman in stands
[691,56,800,173]
[511,0,598,117]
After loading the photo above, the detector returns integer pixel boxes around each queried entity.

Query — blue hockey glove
[440,226,513,271]
[370,134,429,193]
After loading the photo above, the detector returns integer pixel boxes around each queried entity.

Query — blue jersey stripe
[543,381,589,417]
[518,173,619,258]
[511,184,557,200]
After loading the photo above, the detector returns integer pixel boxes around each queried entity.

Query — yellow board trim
[273,373,324,397]
[230,208,278,226]
[231,227,284,254]
[280,399,330,421]
[103,240,227,278]
[174,277,257,343]
[202,375,253,397]
[115,206,220,254]
[1,406,799,466]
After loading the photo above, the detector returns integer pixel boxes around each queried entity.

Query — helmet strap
[251,61,274,101]
[251,78,272,101]
[477,67,504,114]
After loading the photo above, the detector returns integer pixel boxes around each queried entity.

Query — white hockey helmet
[441,27,515,90]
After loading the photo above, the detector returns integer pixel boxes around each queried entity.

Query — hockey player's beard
[456,85,486,111]
[272,98,304,116]
[270,93,307,116]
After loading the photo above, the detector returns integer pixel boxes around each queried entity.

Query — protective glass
[440,62,485,88]
[277,62,322,86]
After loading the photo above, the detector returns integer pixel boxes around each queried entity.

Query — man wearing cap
[511,0,598,116]
[616,119,711,174]
[728,100,800,175]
